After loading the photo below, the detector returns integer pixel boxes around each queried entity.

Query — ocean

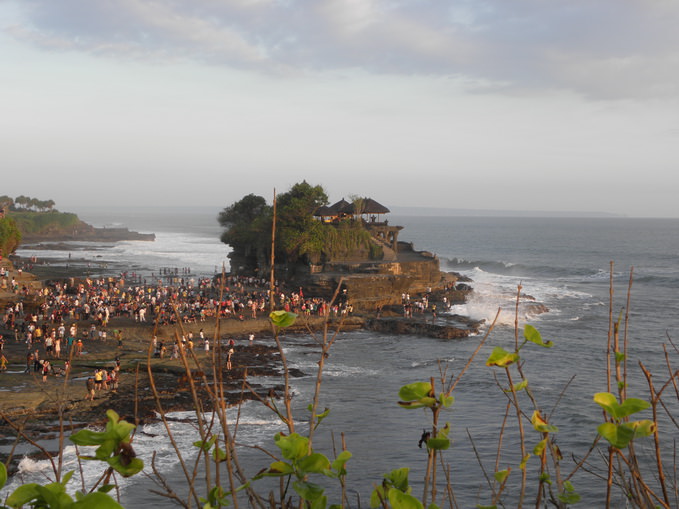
[7,208,679,507]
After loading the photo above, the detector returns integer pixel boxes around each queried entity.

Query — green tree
[0,195,14,211]
[14,195,28,210]
[218,194,272,272]
[276,181,329,263]
[0,216,22,256]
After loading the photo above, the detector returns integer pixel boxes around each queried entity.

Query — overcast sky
[1,1,678,217]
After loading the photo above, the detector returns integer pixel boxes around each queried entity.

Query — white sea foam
[17,231,231,277]
[0,404,289,500]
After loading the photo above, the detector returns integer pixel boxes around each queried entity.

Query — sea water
[6,210,679,507]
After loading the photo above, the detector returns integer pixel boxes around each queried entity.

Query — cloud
[4,0,679,99]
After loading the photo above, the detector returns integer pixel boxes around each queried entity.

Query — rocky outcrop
[295,248,456,311]
[365,315,483,339]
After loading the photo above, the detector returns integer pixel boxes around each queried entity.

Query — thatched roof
[339,198,390,215]
[313,205,333,217]
[314,198,352,216]
[361,198,390,214]
[314,197,390,217]
[329,199,352,214]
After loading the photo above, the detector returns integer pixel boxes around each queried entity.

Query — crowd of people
[1,265,355,399]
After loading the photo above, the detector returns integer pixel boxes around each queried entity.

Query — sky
[1,1,678,218]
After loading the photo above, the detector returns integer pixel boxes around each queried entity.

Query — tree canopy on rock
[218,181,381,275]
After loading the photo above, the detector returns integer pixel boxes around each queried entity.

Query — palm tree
[14,195,28,210]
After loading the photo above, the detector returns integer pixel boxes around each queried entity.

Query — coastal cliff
[9,211,155,243]
[21,225,155,243]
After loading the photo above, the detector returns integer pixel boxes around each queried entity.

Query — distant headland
[0,195,155,253]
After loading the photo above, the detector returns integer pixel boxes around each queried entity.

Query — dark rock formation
[365,316,483,339]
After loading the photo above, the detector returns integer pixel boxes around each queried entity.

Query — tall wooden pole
[269,188,277,312]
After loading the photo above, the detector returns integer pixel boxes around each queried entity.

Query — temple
[314,197,403,255]
[302,197,453,309]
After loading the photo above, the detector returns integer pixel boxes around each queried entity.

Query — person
[94,368,103,391]
[226,347,234,370]
[42,359,50,382]
[0,353,7,371]
[248,333,254,343]
[204,338,209,353]
[110,370,119,393]
[25,351,34,373]
[86,377,96,400]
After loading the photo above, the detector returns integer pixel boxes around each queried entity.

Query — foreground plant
[0,410,141,509]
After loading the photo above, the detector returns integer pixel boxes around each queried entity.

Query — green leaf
[427,504,440,509]
[34,484,72,507]
[212,446,227,462]
[274,432,309,461]
[494,469,510,483]
[370,485,387,508]
[533,438,547,456]
[70,428,114,446]
[531,411,558,433]
[253,460,294,478]
[194,436,217,452]
[505,379,528,393]
[111,422,135,442]
[6,484,43,507]
[72,491,126,508]
[311,494,327,509]
[61,470,75,486]
[397,397,437,409]
[486,347,519,367]
[386,468,410,492]
[439,394,455,408]
[398,382,432,401]
[558,481,581,504]
[388,489,424,509]
[269,460,295,475]
[614,351,625,363]
[331,451,352,473]
[0,462,6,490]
[597,422,635,449]
[630,419,656,438]
[594,393,650,419]
[619,398,651,418]
[519,454,531,470]
[426,437,450,450]
[298,453,331,474]
[107,455,144,477]
[523,324,553,347]
[270,310,297,328]
[293,480,325,501]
